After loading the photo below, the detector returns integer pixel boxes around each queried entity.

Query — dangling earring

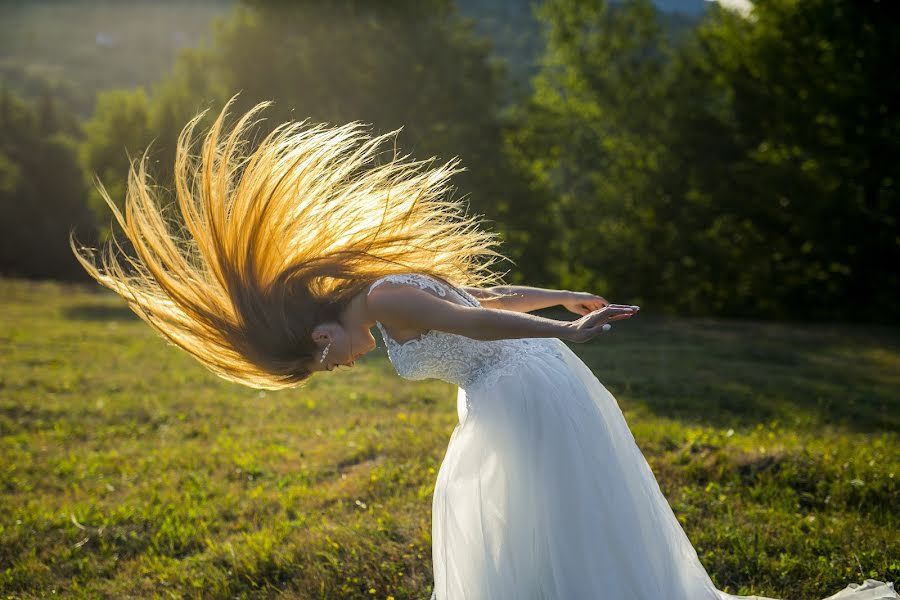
[319,342,331,363]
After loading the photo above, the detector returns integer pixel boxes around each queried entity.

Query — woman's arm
[369,282,636,343]
[370,283,568,341]
[461,285,572,313]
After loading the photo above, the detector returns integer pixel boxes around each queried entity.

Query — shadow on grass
[568,314,900,434]
[62,304,139,322]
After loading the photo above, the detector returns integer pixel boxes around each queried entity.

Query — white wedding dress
[367,273,897,600]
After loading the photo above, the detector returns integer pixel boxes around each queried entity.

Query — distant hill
[0,0,233,116]
[0,0,702,117]
[454,0,703,105]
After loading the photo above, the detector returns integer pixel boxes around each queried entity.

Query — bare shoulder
[367,276,474,335]
[367,277,452,319]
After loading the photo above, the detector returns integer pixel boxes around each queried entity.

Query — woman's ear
[311,322,337,345]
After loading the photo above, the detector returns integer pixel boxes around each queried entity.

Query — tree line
[1,0,896,323]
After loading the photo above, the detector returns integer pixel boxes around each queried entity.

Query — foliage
[512,0,899,321]
[659,0,900,320]
[79,88,156,244]
[674,0,900,321]
[0,89,98,280]
[506,0,673,298]
[4,0,898,319]
[77,0,553,284]
[0,0,232,117]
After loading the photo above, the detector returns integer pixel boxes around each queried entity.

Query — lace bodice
[368,273,565,393]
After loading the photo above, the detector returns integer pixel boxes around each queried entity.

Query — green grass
[1,277,897,599]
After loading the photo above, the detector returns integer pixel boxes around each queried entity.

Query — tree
[508,0,672,301]
[79,88,156,243]
[0,89,97,280]
[513,0,899,321]
[79,0,555,284]
[662,0,900,320]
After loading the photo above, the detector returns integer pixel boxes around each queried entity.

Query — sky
[709,0,754,17]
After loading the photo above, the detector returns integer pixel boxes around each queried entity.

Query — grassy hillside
[1,277,897,598]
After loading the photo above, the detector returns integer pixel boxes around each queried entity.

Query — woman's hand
[562,304,640,343]
[561,291,610,316]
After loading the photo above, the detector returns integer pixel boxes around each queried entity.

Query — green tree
[507,0,672,301]
[514,0,898,321]
[0,89,97,279]
[80,0,554,283]
[79,88,155,243]
[661,0,899,320]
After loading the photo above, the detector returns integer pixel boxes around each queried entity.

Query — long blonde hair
[70,94,511,390]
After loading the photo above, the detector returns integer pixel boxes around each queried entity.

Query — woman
[71,96,897,600]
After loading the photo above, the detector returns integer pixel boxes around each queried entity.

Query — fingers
[586,304,634,313]
[572,293,609,314]
[605,314,630,322]
[593,305,639,318]
[586,304,639,327]
[572,303,639,342]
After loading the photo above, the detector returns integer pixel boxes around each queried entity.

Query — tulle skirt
[428,338,897,600]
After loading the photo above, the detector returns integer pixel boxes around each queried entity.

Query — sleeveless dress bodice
[367,273,565,393]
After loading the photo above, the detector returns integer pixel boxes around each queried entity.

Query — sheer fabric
[367,273,897,600]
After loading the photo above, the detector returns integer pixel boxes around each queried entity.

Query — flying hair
[70,93,512,390]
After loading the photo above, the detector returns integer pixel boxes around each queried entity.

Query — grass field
[1,277,897,599]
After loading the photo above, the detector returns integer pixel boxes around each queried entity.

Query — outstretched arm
[368,282,637,343]
[461,285,571,313]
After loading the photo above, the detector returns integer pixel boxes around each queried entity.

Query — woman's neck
[341,287,375,329]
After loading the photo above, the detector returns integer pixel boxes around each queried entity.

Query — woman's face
[310,320,376,372]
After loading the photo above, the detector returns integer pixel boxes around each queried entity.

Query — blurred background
[2,0,896,323]
[2,2,899,598]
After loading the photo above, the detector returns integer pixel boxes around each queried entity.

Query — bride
[71,96,897,600]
